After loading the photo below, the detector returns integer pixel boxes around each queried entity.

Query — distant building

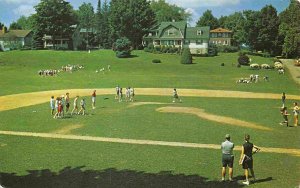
[209,28,232,46]
[143,21,210,55]
[0,28,33,48]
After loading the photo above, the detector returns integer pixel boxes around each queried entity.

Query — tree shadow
[0,166,245,188]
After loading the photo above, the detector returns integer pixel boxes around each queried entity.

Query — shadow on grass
[0,166,245,188]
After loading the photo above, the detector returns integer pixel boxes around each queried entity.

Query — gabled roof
[157,21,186,37]
[210,28,232,33]
[185,26,210,39]
[0,30,32,38]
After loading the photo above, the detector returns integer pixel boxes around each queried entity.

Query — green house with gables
[143,21,210,54]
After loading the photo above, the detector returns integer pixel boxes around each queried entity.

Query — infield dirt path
[1,88,300,112]
[157,106,272,131]
[281,59,300,85]
[0,130,299,157]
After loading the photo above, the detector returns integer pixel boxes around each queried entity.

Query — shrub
[208,44,218,56]
[116,51,131,58]
[217,45,239,53]
[221,63,225,66]
[181,48,192,64]
[152,59,161,63]
[237,63,241,68]
[114,37,131,58]
[238,54,250,65]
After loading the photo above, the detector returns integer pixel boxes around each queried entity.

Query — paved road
[281,59,300,85]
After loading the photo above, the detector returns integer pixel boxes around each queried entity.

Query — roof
[185,26,210,39]
[210,28,232,33]
[157,21,186,37]
[0,30,32,38]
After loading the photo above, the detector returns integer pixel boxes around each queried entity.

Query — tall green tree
[279,0,300,58]
[100,0,111,48]
[34,0,76,49]
[218,16,228,28]
[0,22,4,30]
[257,5,279,54]
[150,0,191,23]
[9,22,22,30]
[11,16,35,30]
[196,10,219,29]
[223,12,246,46]
[77,2,94,29]
[110,0,155,49]
[77,2,95,48]
[243,10,262,50]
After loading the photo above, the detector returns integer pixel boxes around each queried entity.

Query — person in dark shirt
[239,134,260,185]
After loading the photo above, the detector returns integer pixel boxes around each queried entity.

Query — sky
[0,0,294,27]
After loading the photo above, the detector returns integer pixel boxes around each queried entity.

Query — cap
[225,134,230,139]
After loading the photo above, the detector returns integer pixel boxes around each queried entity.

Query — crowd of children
[50,92,87,119]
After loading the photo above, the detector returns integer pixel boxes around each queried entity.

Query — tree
[9,22,22,30]
[218,16,228,28]
[279,0,300,58]
[0,22,4,30]
[256,5,279,54]
[109,0,156,49]
[94,0,111,48]
[181,48,192,64]
[34,0,76,49]
[243,10,262,50]
[150,0,191,23]
[223,12,247,46]
[77,2,95,48]
[196,10,219,29]
[114,37,132,58]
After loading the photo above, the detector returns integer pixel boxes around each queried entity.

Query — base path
[1,88,300,112]
[157,107,272,131]
[0,130,299,157]
[280,59,300,85]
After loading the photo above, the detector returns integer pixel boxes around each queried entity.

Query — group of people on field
[279,92,299,127]
[115,85,135,102]
[50,91,93,118]
[221,134,260,185]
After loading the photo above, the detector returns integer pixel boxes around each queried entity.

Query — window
[162,40,168,45]
[184,40,190,45]
[168,29,175,35]
[218,33,222,37]
[196,40,203,45]
[169,40,174,45]
[197,30,203,35]
[175,40,182,45]
[224,40,228,45]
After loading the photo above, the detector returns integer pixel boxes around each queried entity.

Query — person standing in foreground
[293,102,299,126]
[92,90,96,109]
[221,134,234,182]
[239,134,260,185]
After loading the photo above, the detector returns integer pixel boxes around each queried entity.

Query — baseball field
[0,50,299,188]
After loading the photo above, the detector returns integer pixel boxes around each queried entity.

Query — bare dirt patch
[280,59,300,85]
[128,102,172,108]
[156,106,272,131]
[51,124,84,135]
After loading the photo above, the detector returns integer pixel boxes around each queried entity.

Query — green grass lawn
[0,50,299,187]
